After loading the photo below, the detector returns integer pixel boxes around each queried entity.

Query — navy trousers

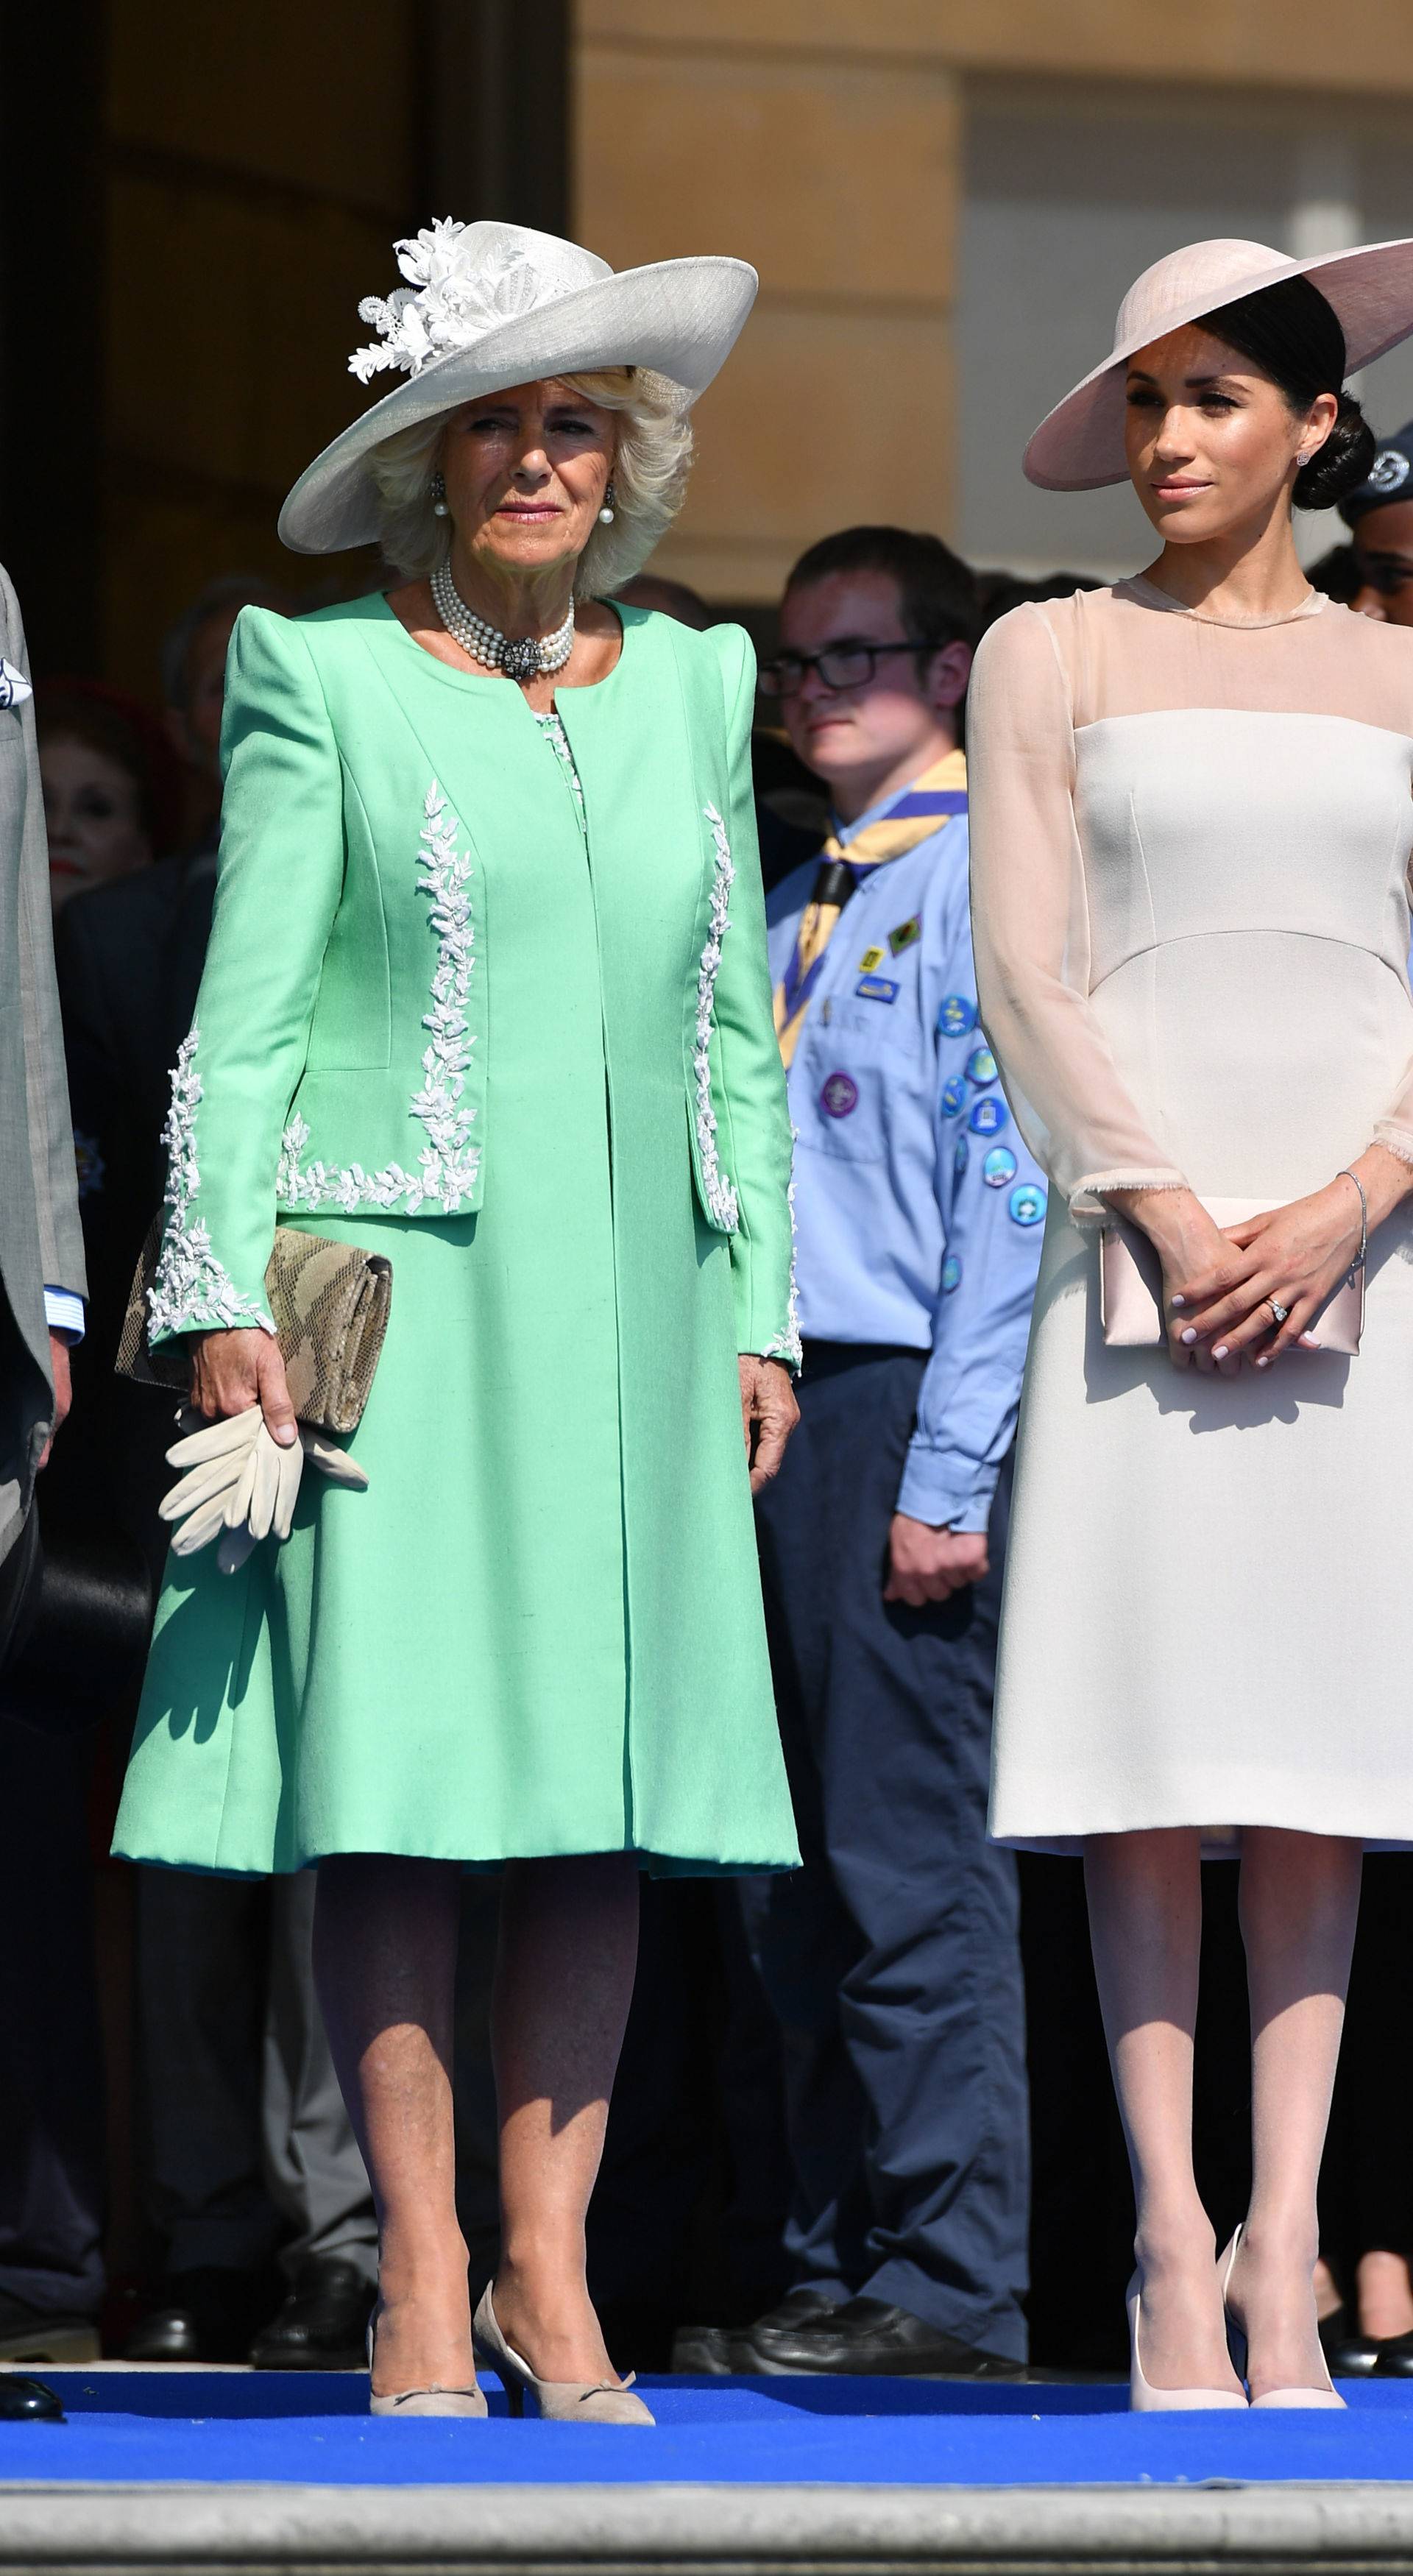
[742,1345,1029,2362]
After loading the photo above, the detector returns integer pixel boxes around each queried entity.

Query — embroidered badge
[1009,1183,1047,1227]
[858,944,886,973]
[938,994,977,1038]
[969,1097,1007,1136]
[966,1045,998,1087]
[941,1076,968,1118]
[941,1254,962,1293]
[856,974,899,1004]
[0,658,32,711]
[821,1070,859,1119]
[982,1146,1018,1188]
[889,916,921,957]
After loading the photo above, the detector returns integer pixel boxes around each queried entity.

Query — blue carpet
[1,2374,1411,2487]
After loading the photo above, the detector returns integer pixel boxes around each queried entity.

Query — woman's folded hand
[1175,1185,1361,1370]
[1106,1187,1257,1375]
[1116,1178,1365,1373]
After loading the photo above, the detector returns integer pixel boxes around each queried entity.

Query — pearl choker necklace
[431,561,574,682]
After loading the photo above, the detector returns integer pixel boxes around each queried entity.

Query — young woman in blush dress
[968,232,1413,2410]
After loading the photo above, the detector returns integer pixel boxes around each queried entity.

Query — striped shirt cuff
[44,1287,85,1346]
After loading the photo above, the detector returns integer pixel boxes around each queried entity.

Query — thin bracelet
[1336,1167,1368,1278]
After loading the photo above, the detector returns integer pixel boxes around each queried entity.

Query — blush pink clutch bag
[1099,1197,1364,1355]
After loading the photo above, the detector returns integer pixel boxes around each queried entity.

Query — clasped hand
[1136,1183,1361,1375]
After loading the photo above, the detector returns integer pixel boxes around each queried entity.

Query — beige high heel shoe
[472,2284,654,2424]
[1126,2271,1248,2412]
[366,2310,487,2418]
[1219,2224,1345,2411]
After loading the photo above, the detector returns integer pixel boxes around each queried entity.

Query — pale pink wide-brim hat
[1024,233,1413,491]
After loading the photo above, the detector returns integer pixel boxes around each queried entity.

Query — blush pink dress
[968,578,1413,1852]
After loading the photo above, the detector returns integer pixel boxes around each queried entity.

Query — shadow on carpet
[1,2374,1407,2488]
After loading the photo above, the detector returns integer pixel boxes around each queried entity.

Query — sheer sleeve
[967,601,1189,1225]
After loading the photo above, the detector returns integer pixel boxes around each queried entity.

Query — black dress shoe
[0,2374,64,2421]
[741,2293,1024,2378]
[674,2287,840,2374]
[1325,2325,1382,2377]
[0,2292,99,2365]
[124,2266,277,2363]
[670,2323,734,2374]
[249,2257,376,2370]
[1372,2330,1413,2377]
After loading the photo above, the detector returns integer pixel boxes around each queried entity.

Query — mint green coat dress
[113,596,801,1876]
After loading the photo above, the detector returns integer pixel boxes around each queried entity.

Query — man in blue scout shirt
[737,527,1044,2379]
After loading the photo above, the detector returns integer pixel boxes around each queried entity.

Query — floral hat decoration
[278,219,758,555]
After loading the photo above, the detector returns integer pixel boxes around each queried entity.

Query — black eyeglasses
[757,640,924,698]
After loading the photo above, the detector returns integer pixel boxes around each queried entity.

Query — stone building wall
[575,0,1413,602]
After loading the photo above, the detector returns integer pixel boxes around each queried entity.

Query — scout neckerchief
[773,750,967,1069]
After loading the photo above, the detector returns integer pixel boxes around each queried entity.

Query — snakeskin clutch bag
[118,1220,394,1434]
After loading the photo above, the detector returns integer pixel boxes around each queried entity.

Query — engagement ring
[1267,1298,1290,1326]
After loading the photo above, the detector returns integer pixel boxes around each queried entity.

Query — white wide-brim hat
[1024,233,1413,490]
[279,218,759,554]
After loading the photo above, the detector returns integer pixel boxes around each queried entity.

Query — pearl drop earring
[598,479,617,526]
[430,470,449,517]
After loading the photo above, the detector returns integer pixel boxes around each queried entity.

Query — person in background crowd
[38,684,183,917]
[0,566,89,2421]
[57,575,380,2372]
[974,568,1099,623]
[724,526,1040,2379]
[160,574,288,852]
[1307,542,1360,604]
[1306,421,1413,2377]
[1339,420,1413,623]
[615,570,711,628]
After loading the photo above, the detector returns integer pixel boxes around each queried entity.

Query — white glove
[160,1406,369,1576]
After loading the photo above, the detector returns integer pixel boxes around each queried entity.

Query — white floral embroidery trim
[694,804,740,1233]
[147,1027,276,1339]
[277,781,481,1217]
[761,1129,803,1369]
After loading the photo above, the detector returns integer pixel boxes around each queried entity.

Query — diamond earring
[598,479,616,526]
[430,470,449,517]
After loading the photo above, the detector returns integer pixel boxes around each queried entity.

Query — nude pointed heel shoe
[472,2284,654,2424]
[366,2310,487,2418]
[1219,2225,1345,2412]
[1126,2273,1248,2412]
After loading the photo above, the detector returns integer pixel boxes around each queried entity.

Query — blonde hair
[368,368,693,598]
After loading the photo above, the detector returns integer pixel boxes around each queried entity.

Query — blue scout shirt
[766,779,1046,1533]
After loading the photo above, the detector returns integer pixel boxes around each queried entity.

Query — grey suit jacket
[0,562,85,1563]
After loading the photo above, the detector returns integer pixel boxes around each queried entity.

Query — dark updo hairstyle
[1197,274,1375,510]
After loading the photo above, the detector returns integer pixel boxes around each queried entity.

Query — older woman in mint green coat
[113,219,800,2421]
